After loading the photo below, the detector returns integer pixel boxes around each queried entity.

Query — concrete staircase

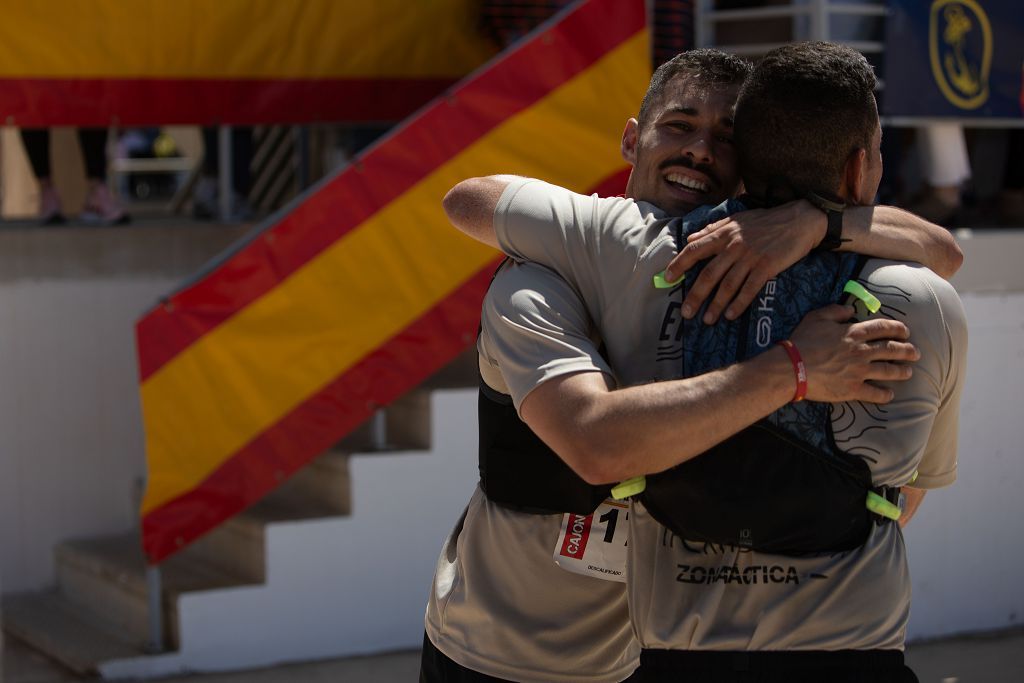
[2,351,476,677]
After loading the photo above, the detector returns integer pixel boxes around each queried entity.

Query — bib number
[553,499,628,582]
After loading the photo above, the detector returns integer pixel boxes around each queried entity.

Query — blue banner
[883,0,1022,118]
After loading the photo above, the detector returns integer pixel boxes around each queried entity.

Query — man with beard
[427,46,963,682]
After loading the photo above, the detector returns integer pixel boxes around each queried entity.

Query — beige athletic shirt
[489,177,968,652]
[423,261,640,682]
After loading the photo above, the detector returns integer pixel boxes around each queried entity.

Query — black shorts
[420,632,642,682]
[639,648,918,683]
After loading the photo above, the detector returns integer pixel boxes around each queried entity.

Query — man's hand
[665,201,823,325]
[791,305,918,404]
[899,486,926,528]
[663,200,964,326]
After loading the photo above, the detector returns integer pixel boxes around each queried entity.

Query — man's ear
[842,147,867,204]
[621,118,639,166]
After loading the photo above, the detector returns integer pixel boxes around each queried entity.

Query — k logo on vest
[755,279,777,348]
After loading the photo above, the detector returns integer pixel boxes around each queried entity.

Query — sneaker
[192,177,252,222]
[191,177,218,220]
[80,181,130,226]
[38,181,65,225]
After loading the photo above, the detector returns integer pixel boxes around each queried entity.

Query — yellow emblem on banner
[929,0,993,110]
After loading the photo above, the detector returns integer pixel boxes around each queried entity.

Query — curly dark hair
[637,48,751,127]
[734,41,878,201]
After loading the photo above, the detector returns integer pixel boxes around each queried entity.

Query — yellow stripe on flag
[0,0,496,79]
[140,29,650,515]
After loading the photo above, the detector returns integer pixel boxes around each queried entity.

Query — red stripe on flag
[0,78,458,127]
[135,0,646,381]
[589,167,632,198]
[141,260,500,563]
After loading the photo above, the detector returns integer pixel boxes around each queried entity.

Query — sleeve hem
[512,366,614,415]
[493,178,539,254]
[910,470,957,490]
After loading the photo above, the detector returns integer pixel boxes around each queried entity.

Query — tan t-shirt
[424,262,640,682]
[490,177,968,651]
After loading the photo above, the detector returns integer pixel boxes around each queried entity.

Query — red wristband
[777,340,808,403]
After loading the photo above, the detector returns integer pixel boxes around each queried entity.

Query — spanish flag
[137,0,650,563]
[0,0,497,125]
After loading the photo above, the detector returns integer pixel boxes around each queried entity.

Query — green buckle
[844,280,881,314]
[653,271,685,289]
[611,476,646,500]
[866,491,902,521]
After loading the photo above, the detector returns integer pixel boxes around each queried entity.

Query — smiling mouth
[665,173,710,193]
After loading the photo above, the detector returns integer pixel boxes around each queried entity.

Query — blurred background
[1,1,1021,681]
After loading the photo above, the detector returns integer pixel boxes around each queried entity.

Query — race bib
[553,499,628,582]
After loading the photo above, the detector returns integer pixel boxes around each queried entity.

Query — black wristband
[806,191,845,251]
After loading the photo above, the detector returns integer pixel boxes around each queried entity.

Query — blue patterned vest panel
[680,200,862,459]
[640,199,882,554]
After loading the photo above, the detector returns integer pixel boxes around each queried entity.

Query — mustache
[659,157,719,188]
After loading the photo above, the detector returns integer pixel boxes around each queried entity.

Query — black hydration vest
[478,377,612,514]
[476,259,612,515]
[640,216,896,555]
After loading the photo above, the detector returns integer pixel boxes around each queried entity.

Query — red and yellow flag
[137,0,650,563]
[0,0,497,125]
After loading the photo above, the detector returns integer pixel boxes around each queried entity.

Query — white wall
[0,225,244,593]
[906,290,1024,639]
[908,229,1024,639]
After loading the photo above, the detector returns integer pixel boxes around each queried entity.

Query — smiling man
[444,43,966,682]
[625,72,739,214]
[426,47,963,683]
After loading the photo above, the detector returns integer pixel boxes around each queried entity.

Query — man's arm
[518,303,919,484]
[841,205,963,276]
[663,200,964,324]
[445,178,963,325]
[443,175,519,249]
[448,176,639,320]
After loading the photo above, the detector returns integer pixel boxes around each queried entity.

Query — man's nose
[681,134,713,164]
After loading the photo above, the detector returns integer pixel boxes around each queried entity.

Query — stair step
[184,450,354,583]
[13,380,446,670]
[56,533,256,649]
[177,511,267,585]
[272,450,351,514]
[337,389,431,452]
[2,590,145,675]
[422,347,477,389]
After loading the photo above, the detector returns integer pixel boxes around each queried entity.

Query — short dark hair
[638,49,751,126]
[734,42,878,201]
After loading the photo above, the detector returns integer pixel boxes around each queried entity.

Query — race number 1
[553,499,628,582]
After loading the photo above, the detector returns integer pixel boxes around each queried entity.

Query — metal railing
[695,0,887,55]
